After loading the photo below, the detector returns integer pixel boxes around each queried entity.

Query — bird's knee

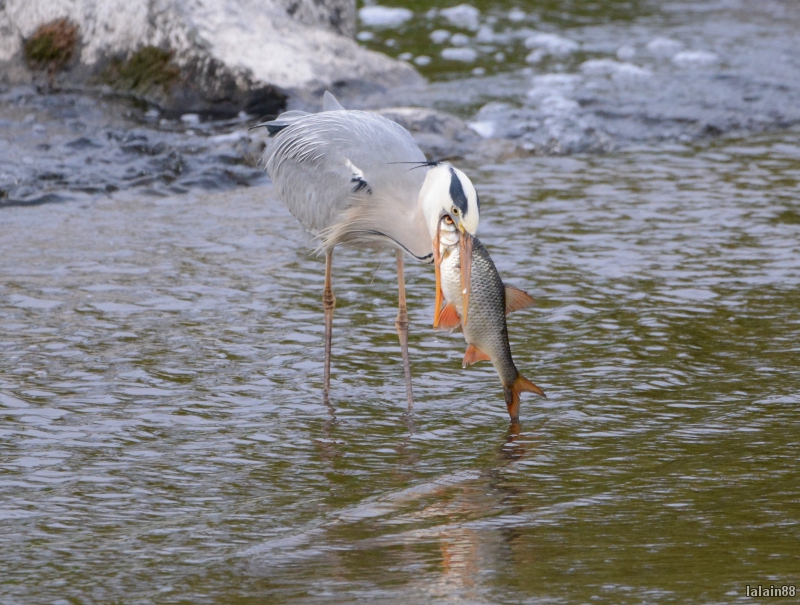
[395,308,409,331]
[323,290,336,311]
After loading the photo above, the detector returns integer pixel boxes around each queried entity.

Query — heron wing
[265,110,431,260]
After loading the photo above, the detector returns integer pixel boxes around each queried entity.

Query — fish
[433,217,546,420]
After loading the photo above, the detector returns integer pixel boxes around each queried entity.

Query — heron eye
[443,215,454,225]
[452,206,459,215]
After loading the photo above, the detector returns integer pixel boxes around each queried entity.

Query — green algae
[102,46,181,94]
[24,18,78,73]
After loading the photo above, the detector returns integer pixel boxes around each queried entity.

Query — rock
[372,106,483,161]
[22,18,79,74]
[0,0,423,117]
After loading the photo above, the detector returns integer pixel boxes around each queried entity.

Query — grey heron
[259,91,480,406]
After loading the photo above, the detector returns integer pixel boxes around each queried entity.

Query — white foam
[525,49,546,64]
[580,59,651,78]
[475,25,496,42]
[647,37,684,58]
[527,73,582,116]
[616,45,636,61]
[580,58,623,75]
[441,47,478,62]
[429,29,451,44]
[440,4,481,30]
[413,55,431,66]
[209,130,248,144]
[614,63,652,78]
[450,33,470,47]
[537,94,580,115]
[524,32,579,55]
[508,8,527,22]
[672,50,720,67]
[531,73,581,90]
[358,6,413,28]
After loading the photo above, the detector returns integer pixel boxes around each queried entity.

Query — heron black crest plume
[387,160,442,172]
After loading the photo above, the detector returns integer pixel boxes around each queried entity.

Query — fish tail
[503,374,546,421]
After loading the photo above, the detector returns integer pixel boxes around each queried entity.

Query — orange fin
[433,276,443,328]
[437,302,461,330]
[503,373,546,421]
[462,343,491,367]
[432,227,443,328]
[505,285,536,315]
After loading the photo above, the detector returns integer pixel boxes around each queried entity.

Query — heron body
[267,108,432,260]
[261,92,480,406]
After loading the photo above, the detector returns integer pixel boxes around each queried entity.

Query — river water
[2,1,800,603]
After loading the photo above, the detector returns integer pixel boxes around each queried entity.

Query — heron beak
[432,223,443,328]
[458,226,473,327]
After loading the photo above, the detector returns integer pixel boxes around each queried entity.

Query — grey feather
[323,91,346,111]
[255,110,311,137]
[264,107,433,260]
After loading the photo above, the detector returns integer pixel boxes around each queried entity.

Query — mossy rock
[99,47,286,119]
[103,46,181,95]
[24,18,79,73]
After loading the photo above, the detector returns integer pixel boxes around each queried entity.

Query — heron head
[420,163,480,329]
[419,163,480,241]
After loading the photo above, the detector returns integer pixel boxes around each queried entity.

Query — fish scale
[441,238,517,386]
[439,231,545,420]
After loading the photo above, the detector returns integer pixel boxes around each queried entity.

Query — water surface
[2,128,799,603]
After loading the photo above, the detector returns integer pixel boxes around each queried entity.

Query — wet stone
[65,137,102,149]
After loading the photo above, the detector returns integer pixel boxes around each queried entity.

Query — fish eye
[443,215,454,225]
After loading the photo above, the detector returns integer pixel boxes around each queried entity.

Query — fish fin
[462,343,491,368]
[433,285,443,328]
[503,373,546,421]
[438,303,461,330]
[433,230,443,328]
[504,285,536,315]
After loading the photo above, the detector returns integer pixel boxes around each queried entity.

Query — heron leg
[395,249,414,410]
[323,248,336,401]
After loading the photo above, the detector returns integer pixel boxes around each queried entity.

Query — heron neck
[406,198,435,263]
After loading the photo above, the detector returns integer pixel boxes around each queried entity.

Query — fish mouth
[432,216,473,328]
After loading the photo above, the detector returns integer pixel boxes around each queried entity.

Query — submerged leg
[395,249,414,410]
[323,248,336,401]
